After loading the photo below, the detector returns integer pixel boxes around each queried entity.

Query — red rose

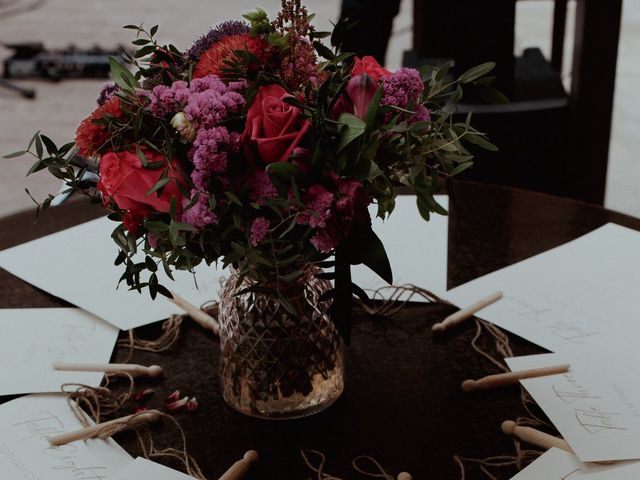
[242,84,311,164]
[351,56,391,82]
[97,149,187,231]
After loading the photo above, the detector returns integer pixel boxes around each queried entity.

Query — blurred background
[1,0,638,217]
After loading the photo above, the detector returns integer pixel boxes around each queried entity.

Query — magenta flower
[296,185,334,229]
[381,68,424,110]
[333,74,378,120]
[248,171,278,204]
[180,192,219,228]
[250,217,270,246]
[310,231,338,253]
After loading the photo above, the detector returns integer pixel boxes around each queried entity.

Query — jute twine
[62,372,135,426]
[61,283,549,479]
[357,284,548,479]
[301,449,399,480]
[63,304,218,479]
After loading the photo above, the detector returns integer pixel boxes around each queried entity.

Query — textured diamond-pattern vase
[218,269,344,419]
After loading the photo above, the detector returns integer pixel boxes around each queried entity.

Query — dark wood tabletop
[1,181,639,479]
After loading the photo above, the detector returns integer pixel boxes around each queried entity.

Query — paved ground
[0,0,637,217]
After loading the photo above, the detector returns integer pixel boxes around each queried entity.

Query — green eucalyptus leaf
[464,133,498,151]
[109,56,140,91]
[449,162,474,176]
[40,135,58,155]
[266,162,298,179]
[224,191,243,206]
[458,61,496,84]
[35,135,43,158]
[26,159,47,176]
[4,150,28,159]
[146,177,171,197]
[337,113,366,152]
[313,41,335,60]
[145,256,158,272]
[364,86,383,129]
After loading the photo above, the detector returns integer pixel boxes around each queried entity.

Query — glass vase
[218,268,344,419]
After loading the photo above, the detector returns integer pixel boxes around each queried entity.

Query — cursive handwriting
[58,321,96,343]
[574,407,627,434]
[506,296,552,322]
[610,383,640,417]
[546,320,600,344]
[552,373,602,404]
[13,411,65,442]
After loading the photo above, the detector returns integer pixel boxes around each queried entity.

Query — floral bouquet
[13,1,498,417]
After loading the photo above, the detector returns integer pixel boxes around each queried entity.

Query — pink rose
[351,56,392,82]
[242,84,311,164]
[97,149,187,232]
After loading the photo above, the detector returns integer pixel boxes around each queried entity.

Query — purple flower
[247,171,277,204]
[97,83,120,105]
[190,126,240,189]
[297,185,334,229]
[184,88,245,130]
[180,191,218,228]
[381,68,424,109]
[147,232,160,249]
[310,231,338,253]
[412,105,431,123]
[250,217,270,246]
[187,20,250,60]
[147,75,245,123]
[149,81,190,117]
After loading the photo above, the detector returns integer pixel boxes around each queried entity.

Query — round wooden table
[1,181,639,479]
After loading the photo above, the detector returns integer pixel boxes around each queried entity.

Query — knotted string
[301,450,399,480]
[301,450,344,480]
[94,410,206,480]
[352,455,395,479]
[62,371,135,426]
[117,300,221,362]
[356,284,447,317]
[118,315,184,362]
[62,382,206,480]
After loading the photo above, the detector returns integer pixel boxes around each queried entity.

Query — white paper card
[506,353,640,462]
[0,217,226,330]
[0,394,132,480]
[511,448,640,479]
[351,195,448,298]
[110,457,195,480]
[0,308,119,395]
[0,196,448,329]
[445,223,640,353]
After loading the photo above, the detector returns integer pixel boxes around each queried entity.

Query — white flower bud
[171,112,196,142]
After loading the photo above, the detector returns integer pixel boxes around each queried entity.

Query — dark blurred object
[0,77,35,98]
[403,0,623,205]
[336,0,401,65]
[3,43,125,80]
